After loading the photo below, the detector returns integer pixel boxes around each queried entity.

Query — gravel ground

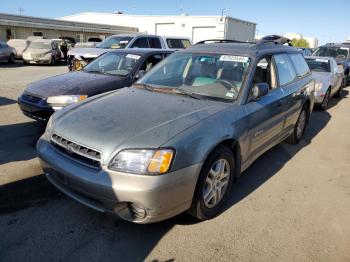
[0,61,350,262]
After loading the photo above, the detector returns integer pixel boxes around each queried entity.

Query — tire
[8,53,15,64]
[189,145,235,221]
[334,80,344,98]
[285,105,309,144]
[23,60,28,65]
[320,88,331,111]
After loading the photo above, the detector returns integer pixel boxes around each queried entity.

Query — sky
[1,0,349,45]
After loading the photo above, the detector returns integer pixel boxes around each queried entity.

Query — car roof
[321,43,350,48]
[108,33,159,38]
[108,48,173,55]
[183,42,300,57]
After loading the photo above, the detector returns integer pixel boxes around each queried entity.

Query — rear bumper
[17,97,54,121]
[37,137,201,223]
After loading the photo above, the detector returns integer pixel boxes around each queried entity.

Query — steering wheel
[216,79,239,93]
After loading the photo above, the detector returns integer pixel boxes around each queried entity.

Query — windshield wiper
[133,83,156,91]
[173,89,203,100]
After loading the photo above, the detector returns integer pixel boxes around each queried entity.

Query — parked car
[37,41,314,224]
[312,43,350,84]
[67,34,191,71]
[7,39,29,59]
[22,39,61,65]
[299,48,313,56]
[18,49,171,121]
[0,41,16,63]
[305,56,344,110]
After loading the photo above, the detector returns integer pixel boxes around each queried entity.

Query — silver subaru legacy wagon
[37,40,315,223]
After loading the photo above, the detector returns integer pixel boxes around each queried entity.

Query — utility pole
[18,7,24,15]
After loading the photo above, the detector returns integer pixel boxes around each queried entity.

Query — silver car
[22,39,61,65]
[0,41,16,63]
[7,39,29,59]
[305,56,344,110]
[38,41,314,223]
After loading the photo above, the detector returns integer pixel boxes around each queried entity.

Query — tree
[291,38,310,48]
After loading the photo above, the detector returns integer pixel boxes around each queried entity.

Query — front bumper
[23,57,51,64]
[37,138,201,223]
[17,97,54,121]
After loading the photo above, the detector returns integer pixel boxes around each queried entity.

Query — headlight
[108,149,174,175]
[46,95,88,105]
[44,116,54,139]
[315,82,323,91]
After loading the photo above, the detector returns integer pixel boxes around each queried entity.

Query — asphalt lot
[0,61,350,262]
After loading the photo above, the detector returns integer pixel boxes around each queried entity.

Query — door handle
[276,102,282,107]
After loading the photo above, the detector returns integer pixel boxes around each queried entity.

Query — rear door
[0,42,4,60]
[245,56,286,160]
[281,53,311,134]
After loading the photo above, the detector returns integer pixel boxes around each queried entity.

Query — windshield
[97,36,133,49]
[138,52,251,101]
[28,42,51,49]
[312,46,349,59]
[306,58,330,72]
[84,52,140,76]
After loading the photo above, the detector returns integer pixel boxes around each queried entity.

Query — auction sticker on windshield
[220,55,249,63]
[126,54,141,60]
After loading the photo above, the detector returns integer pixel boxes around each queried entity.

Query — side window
[131,37,149,48]
[274,54,297,86]
[139,54,164,72]
[289,53,310,77]
[148,37,162,48]
[253,56,277,90]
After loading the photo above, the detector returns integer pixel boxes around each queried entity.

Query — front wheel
[320,88,330,111]
[286,105,308,144]
[334,80,344,98]
[189,145,235,221]
[8,53,15,64]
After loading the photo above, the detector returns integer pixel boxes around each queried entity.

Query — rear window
[289,53,310,77]
[166,39,191,49]
[306,58,331,72]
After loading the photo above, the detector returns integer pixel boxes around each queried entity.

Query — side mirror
[251,83,269,100]
[134,70,145,80]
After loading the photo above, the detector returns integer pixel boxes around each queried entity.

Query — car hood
[24,48,51,54]
[25,71,126,98]
[67,47,106,58]
[52,87,229,164]
[312,71,331,84]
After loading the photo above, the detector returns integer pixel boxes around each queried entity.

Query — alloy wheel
[202,158,230,209]
[296,109,306,140]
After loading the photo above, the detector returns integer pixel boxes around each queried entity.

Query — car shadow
[222,109,331,213]
[0,61,25,68]
[0,121,45,165]
[0,97,17,106]
[327,88,349,110]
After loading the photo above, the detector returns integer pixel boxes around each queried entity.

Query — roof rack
[256,35,293,46]
[195,39,248,45]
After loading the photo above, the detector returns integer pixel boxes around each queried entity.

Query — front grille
[31,53,44,58]
[50,133,102,168]
[22,94,42,104]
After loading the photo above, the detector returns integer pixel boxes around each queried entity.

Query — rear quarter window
[289,53,310,77]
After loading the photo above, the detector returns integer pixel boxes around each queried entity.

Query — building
[283,32,318,48]
[0,13,138,42]
[59,12,256,43]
